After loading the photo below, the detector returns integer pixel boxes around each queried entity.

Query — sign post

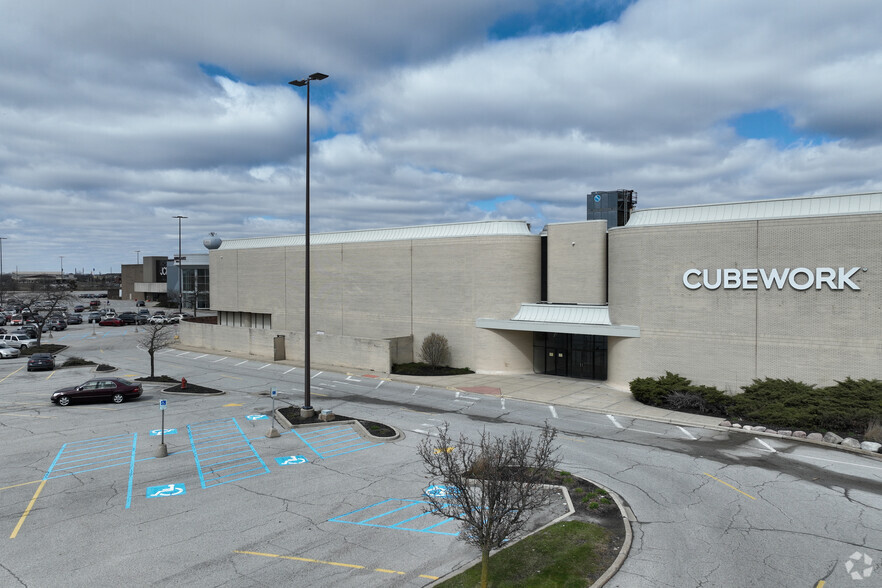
[156,399,169,458]
[266,388,280,438]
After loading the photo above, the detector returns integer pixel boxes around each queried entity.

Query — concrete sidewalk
[375,370,724,429]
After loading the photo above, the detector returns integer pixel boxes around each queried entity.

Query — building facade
[182,193,882,391]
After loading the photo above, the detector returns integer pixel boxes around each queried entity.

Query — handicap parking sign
[150,428,177,436]
[146,483,186,498]
[246,414,269,421]
[275,455,308,466]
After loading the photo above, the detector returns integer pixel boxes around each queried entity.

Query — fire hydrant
[181,377,187,390]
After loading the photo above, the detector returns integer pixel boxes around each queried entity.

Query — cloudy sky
[2,0,881,273]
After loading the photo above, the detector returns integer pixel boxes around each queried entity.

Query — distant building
[121,254,209,309]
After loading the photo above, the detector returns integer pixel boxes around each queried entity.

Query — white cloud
[1,0,881,271]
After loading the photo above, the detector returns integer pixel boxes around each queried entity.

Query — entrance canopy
[476,303,640,337]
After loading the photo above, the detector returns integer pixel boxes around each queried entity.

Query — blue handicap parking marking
[425,484,454,498]
[150,428,178,436]
[146,483,186,498]
[275,455,308,466]
[246,414,269,421]
[330,499,460,536]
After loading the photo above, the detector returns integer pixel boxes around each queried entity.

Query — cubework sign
[683,267,863,291]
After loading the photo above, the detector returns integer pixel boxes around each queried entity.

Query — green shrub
[632,373,882,438]
[631,371,694,406]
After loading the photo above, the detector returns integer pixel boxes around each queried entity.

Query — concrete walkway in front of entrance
[372,370,725,430]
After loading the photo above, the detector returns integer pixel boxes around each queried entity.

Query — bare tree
[417,423,559,588]
[16,279,76,346]
[137,323,177,377]
[419,332,450,371]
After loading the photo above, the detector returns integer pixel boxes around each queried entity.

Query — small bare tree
[418,423,559,588]
[137,323,176,377]
[17,279,76,346]
[419,332,450,371]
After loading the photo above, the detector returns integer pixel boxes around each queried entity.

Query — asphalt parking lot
[3,308,882,587]
[0,318,569,587]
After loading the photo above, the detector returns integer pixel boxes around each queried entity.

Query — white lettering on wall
[683,267,863,291]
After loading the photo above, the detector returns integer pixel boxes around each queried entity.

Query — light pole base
[155,443,168,458]
[301,407,315,419]
[265,427,281,438]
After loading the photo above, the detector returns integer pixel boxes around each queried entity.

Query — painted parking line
[330,498,459,536]
[188,418,270,488]
[293,424,384,459]
[233,550,440,581]
[703,472,756,500]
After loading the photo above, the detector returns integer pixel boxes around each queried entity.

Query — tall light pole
[135,250,141,264]
[289,72,328,414]
[0,237,6,306]
[59,256,64,274]
[173,216,187,315]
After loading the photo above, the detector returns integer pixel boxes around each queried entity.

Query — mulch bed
[278,406,397,437]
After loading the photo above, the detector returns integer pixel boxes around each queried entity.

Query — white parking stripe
[755,438,777,453]
[193,354,207,359]
[607,415,624,429]
[549,406,558,419]
[234,360,248,366]
[257,364,271,370]
[678,426,697,440]
[283,367,297,374]
[212,357,227,363]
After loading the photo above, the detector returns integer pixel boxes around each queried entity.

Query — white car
[147,315,168,325]
[0,333,37,350]
[0,342,21,359]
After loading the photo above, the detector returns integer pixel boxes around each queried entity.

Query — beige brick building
[182,193,882,392]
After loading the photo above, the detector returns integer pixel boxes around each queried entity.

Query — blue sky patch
[730,109,830,148]
[489,1,631,39]
[200,63,239,82]
[471,195,517,212]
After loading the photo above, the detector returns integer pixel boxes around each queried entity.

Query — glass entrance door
[533,333,607,380]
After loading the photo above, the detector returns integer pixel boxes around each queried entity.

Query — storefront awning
[476,303,640,337]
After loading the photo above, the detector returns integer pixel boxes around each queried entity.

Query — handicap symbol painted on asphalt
[425,485,454,498]
[246,414,269,421]
[275,455,308,466]
[150,428,178,436]
[146,483,186,498]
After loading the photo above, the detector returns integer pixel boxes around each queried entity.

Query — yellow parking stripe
[0,479,41,492]
[703,473,756,500]
[10,479,46,538]
[0,365,24,383]
[233,550,436,579]
[235,550,364,570]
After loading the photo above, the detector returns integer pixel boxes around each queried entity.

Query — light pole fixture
[59,256,64,274]
[289,72,328,414]
[173,215,187,315]
[135,250,141,264]
[0,236,6,306]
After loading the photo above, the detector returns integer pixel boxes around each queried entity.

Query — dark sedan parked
[27,353,56,371]
[66,314,83,325]
[98,317,124,327]
[118,312,147,325]
[51,378,143,406]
